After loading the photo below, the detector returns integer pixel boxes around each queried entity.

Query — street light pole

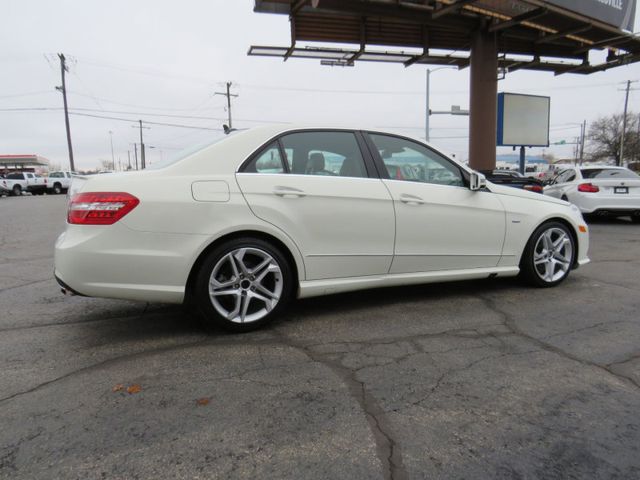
[426,70,430,142]
[425,66,458,143]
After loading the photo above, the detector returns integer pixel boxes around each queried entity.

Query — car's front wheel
[520,222,575,287]
[194,238,294,332]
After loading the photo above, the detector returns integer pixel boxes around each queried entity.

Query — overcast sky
[1,0,639,170]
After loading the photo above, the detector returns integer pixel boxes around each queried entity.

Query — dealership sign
[475,1,636,31]
[547,0,637,31]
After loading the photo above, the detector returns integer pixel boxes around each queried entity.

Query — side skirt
[298,266,520,299]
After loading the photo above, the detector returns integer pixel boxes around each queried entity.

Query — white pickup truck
[1,172,48,196]
[47,171,74,194]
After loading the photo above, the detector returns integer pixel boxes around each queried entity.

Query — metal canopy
[0,155,49,169]
[250,0,640,74]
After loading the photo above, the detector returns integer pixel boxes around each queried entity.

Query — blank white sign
[498,93,550,147]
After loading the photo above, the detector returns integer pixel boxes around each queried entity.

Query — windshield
[581,168,638,179]
[147,132,234,170]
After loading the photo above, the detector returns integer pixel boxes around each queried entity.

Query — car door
[236,130,396,281]
[546,169,577,199]
[363,132,506,273]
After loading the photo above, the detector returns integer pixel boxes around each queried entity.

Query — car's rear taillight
[577,183,599,193]
[524,184,543,193]
[68,192,139,225]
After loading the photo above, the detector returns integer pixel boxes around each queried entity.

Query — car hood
[487,181,568,206]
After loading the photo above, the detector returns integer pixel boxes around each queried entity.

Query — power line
[0,91,55,100]
[68,91,224,112]
[69,112,220,130]
[0,107,287,127]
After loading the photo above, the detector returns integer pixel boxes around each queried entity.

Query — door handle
[273,186,306,198]
[399,193,425,205]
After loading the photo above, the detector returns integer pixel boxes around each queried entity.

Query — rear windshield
[581,169,638,179]
[147,133,234,170]
[6,173,23,179]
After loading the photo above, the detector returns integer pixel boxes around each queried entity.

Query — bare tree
[587,112,639,164]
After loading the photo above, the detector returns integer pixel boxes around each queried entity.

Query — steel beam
[432,0,476,20]
[488,8,547,33]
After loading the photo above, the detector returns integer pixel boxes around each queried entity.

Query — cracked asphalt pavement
[1,195,639,479]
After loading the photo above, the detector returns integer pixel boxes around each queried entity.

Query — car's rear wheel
[194,238,294,332]
[53,183,62,194]
[520,222,575,287]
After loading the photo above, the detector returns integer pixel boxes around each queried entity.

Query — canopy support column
[468,28,498,172]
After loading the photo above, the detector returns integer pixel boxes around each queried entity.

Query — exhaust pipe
[60,287,75,296]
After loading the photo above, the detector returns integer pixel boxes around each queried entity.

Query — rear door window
[279,131,368,178]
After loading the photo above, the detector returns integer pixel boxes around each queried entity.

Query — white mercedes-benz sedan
[55,126,590,331]
[544,165,640,221]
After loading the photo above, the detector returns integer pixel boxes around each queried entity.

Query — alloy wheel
[208,247,283,324]
[533,227,573,283]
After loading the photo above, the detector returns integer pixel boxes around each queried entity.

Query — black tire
[520,221,576,288]
[12,185,21,196]
[53,183,62,195]
[193,237,295,333]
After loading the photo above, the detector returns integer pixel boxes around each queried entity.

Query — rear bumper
[586,208,640,217]
[575,193,640,214]
[54,223,210,304]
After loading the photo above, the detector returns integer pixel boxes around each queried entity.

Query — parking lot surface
[1,195,639,480]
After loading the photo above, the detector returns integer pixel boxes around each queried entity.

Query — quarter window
[245,142,285,174]
[279,131,368,178]
[368,134,464,187]
[556,170,575,184]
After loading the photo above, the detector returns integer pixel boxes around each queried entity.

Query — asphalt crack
[478,294,640,390]
[275,329,409,480]
[0,338,209,405]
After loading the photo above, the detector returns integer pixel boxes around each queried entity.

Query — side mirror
[469,172,487,191]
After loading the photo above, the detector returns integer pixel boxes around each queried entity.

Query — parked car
[544,166,640,222]
[1,172,47,196]
[55,126,590,332]
[484,170,544,194]
[47,171,74,194]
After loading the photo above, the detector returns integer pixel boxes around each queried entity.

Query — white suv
[47,171,74,195]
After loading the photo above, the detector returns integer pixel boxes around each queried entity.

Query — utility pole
[214,82,238,130]
[127,150,132,170]
[637,114,640,163]
[579,120,586,166]
[132,143,139,170]
[108,130,115,170]
[56,53,75,172]
[139,120,145,169]
[132,121,150,169]
[620,80,639,166]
